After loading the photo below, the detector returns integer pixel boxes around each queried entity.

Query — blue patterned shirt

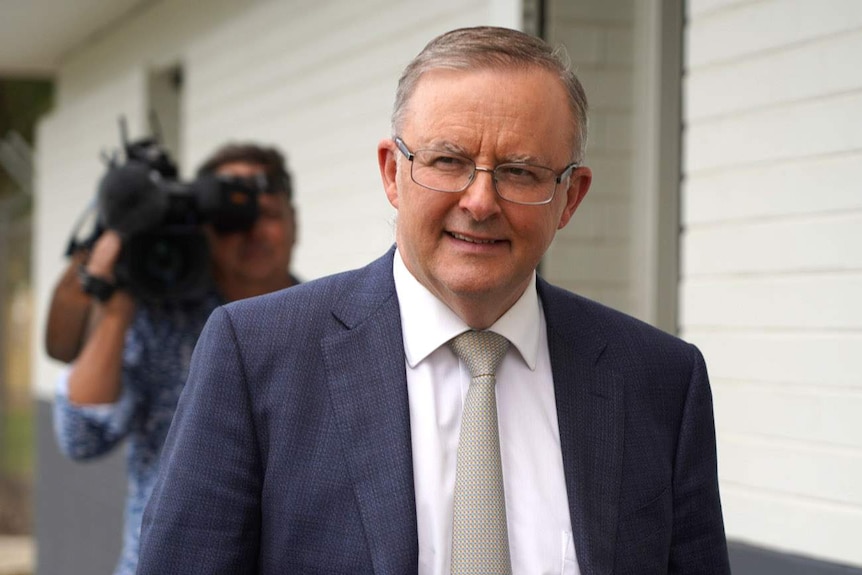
[53,293,222,575]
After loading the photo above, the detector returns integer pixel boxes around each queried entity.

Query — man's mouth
[449,232,499,244]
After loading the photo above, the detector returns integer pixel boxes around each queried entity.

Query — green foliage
[1,407,33,479]
[0,79,54,202]
[0,79,53,142]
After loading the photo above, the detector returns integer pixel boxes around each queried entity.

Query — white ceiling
[0,0,147,76]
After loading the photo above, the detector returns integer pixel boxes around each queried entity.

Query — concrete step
[0,537,34,575]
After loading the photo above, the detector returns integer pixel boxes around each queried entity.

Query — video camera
[68,119,264,303]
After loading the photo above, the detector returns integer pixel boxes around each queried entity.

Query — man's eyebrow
[421,139,470,155]
[419,140,553,166]
[496,151,559,167]
[502,153,543,164]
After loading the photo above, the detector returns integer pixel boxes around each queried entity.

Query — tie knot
[448,330,510,381]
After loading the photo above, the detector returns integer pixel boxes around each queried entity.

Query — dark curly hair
[196,142,293,200]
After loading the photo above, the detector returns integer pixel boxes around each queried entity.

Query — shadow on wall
[729,542,862,575]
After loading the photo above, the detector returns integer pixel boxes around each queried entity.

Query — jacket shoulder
[220,249,397,332]
[538,278,698,365]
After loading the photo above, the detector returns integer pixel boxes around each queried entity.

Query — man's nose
[458,167,501,221]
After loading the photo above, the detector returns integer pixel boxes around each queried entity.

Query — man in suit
[138,26,729,574]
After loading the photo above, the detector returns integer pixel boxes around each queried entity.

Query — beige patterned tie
[448,330,511,575]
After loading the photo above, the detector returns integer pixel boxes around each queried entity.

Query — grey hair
[391,26,589,163]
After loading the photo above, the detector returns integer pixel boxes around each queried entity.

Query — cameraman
[51,142,298,575]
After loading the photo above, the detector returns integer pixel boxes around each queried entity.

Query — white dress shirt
[393,250,580,575]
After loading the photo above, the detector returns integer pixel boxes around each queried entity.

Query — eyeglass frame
[393,137,579,206]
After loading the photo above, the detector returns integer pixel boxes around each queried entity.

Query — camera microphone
[98,161,168,237]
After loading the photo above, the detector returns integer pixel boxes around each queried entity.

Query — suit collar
[539,278,624,575]
[329,247,400,330]
[324,247,419,572]
[323,256,624,574]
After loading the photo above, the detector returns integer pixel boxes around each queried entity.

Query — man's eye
[428,154,469,170]
[499,165,541,182]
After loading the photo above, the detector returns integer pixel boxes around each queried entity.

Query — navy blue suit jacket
[138,249,729,574]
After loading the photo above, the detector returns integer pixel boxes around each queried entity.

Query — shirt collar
[393,248,541,370]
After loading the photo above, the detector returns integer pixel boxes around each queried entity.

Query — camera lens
[117,228,211,302]
[144,238,185,285]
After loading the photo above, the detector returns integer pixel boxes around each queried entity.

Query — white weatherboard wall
[682,0,862,567]
[32,0,522,399]
[544,0,638,317]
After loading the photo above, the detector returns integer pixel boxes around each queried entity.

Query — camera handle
[64,198,104,257]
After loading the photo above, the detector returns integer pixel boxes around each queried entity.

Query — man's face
[206,161,295,288]
[378,67,591,327]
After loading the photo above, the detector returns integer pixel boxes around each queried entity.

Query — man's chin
[436,274,509,301]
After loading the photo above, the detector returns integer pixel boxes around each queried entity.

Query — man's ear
[378,139,400,208]
[557,167,592,230]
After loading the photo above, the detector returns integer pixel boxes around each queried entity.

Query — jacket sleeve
[137,306,262,574]
[668,345,731,574]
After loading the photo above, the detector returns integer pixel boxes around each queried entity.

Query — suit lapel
[541,280,624,575]
[319,258,624,573]
[322,250,418,573]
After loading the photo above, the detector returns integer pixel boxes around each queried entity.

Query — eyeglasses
[394,137,578,206]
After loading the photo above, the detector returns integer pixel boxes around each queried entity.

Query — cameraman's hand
[45,231,133,363]
[67,230,135,405]
[85,230,135,310]
[85,229,122,281]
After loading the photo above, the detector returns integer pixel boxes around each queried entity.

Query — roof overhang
[0,0,148,77]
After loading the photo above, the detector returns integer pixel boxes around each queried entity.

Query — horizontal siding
[722,484,862,567]
[685,91,862,174]
[543,0,637,317]
[683,213,862,276]
[54,1,239,105]
[713,382,862,449]
[683,0,862,566]
[686,0,862,68]
[687,0,749,18]
[690,331,862,389]
[680,274,862,330]
[718,434,862,505]
[683,152,862,225]
[686,30,862,121]
[186,0,447,123]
